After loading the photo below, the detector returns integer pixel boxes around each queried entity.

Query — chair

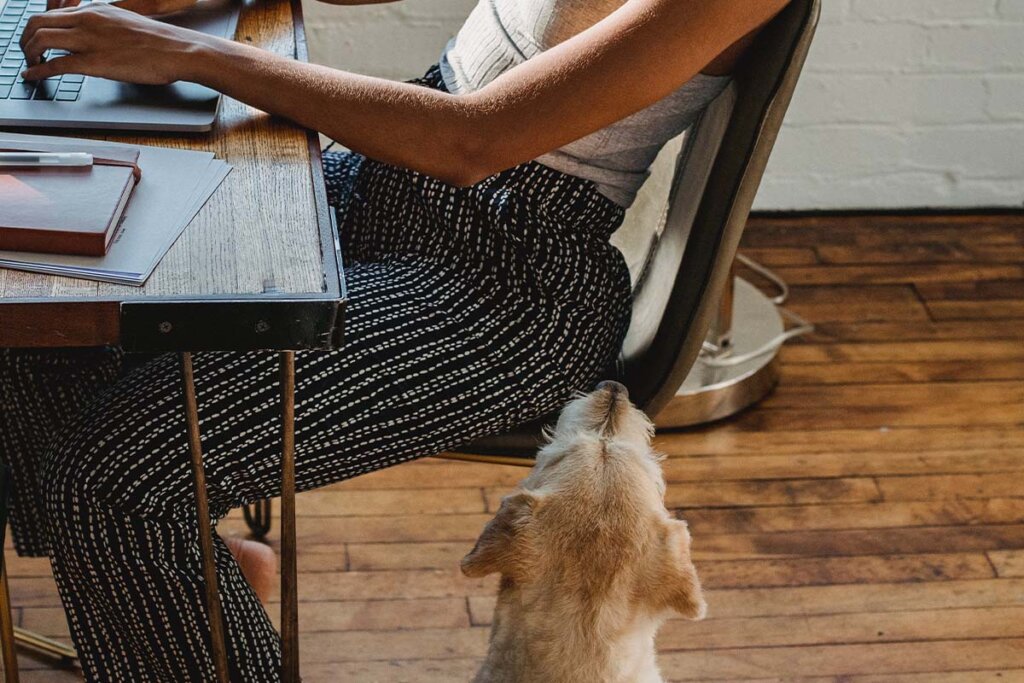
[238,6,822,675]
[443,0,821,465]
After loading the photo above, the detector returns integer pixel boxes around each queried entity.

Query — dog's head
[462,381,706,622]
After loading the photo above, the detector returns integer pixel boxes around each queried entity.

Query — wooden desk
[0,1,339,680]
[0,0,345,352]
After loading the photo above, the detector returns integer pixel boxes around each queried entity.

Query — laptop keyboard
[0,0,85,101]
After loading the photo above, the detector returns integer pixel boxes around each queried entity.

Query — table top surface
[0,0,345,350]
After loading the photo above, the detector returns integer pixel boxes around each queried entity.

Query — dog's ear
[461,491,538,578]
[651,519,707,620]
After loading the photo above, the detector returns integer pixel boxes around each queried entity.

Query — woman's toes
[225,536,278,604]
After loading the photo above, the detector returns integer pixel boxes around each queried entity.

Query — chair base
[656,278,783,428]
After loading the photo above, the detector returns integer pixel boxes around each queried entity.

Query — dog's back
[464,383,706,682]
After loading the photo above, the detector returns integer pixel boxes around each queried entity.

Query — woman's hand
[47,0,201,17]
[20,2,208,84]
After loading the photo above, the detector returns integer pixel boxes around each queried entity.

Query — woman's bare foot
[224,536,277,604]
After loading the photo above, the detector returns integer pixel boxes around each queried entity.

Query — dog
[463,381,706,683]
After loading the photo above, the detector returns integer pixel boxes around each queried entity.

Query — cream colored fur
[464,382,706,683]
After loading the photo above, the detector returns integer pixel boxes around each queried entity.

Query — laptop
[0,0,240,131]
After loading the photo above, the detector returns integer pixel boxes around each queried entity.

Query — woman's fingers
[21,5,99,65]
[21,6,88,49]
[21,28,87,66]
[21,54,88,81]
[45,0,82,10]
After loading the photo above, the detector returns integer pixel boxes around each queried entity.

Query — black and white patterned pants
[0,67,631,681]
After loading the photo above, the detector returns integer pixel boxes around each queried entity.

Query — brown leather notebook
[0,148,141,257]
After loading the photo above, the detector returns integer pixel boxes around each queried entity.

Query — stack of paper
[0,133,231,286]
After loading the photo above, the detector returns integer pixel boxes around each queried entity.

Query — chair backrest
[452,0,820,459]
[617,84,738,364]
[622,0,820,417]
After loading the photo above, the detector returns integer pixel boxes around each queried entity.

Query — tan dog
[464,381,706,683]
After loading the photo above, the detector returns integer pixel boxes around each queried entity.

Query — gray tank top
[440,0,730,207]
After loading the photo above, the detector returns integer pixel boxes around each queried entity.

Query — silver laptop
[0,0,240,131]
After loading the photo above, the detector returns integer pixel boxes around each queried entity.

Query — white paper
[0,133,232,286]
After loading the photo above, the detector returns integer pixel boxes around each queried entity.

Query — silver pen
[0,152,95,168]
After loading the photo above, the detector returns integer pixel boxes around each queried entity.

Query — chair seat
[455,416,551,459]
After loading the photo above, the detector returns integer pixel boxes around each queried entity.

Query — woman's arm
[22,0,789,186]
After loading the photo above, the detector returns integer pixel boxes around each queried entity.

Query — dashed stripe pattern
[0,65,632,681]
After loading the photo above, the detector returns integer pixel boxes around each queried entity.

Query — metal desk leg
[180,352,299,682]
[179,353,231,683]
[279,352,299,683]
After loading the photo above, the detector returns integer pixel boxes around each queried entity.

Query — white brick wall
[759,0,1024,209]
[303,0,475,81]
[303,0,1024,210]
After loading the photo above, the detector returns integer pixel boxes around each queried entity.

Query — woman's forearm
[185,0,788,186]
[186,37,487,185]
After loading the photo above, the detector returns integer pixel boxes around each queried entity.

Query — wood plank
[762,381,1024,408]
[222,512,494,544]
[782,285,930,322]
[917,280,1024,301]
[705,402,1023,431]
[877,473,1024,501]
[681,499,1024,533]
[782,360,1024,385]
[737,247,820,266]
[989,550,1024,578]
[298,628,487,663]
[687,527,1024,562]
[668,606,1024,651]
[742,215,1024,250]
[652,639,1024,680]
[781,340,1024,363]
[294,488,486,517]
[299,660,480,683]
[654,426,1024,457]
[786,674,1024,683]
[806,319,1024,343]
[768,263,1024,286]
[662,450,1024,481]
[926,300,1024,320]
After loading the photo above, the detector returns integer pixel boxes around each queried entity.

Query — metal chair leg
[279,351,299,683]
[242,499,272,539]
[0,558,18,683]
[179,353,231,683]
[12,628,75,664]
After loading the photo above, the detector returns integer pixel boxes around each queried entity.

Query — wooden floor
[6,212,1024,681]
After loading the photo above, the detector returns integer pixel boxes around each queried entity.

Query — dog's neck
[474,582,664,683]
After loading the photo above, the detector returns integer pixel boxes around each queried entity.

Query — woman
[9,0,788,678]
